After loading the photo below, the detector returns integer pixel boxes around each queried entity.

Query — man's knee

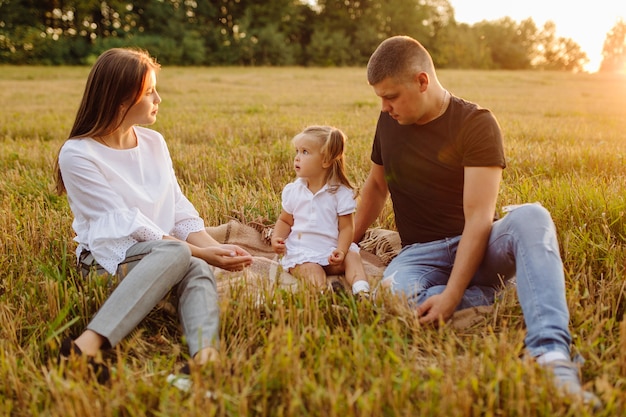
[506,203,552,225]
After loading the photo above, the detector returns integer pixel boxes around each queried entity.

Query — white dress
[58,126,204,274]
[280,178,360,270]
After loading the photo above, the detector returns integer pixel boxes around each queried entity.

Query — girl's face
[293,135,329,181]
[123,69,161,126]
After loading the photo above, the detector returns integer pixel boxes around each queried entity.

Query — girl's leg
[290,262,327,288]
[339,251,367,286]
[338,251,371,295]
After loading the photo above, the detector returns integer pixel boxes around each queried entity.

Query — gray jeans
[79,240,219,357]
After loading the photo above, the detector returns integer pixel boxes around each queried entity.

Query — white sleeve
[336,186,357,216]
[164,140,205,240]
[59,145,166,273]
[281,182,295,214]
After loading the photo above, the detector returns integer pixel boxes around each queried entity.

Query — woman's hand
[195,244,253,271]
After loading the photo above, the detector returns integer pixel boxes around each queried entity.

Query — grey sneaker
[166,363,216,399]
[166,363,192,393]
[543,360,602,411]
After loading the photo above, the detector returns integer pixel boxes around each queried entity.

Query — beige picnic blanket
[206,220,493,329]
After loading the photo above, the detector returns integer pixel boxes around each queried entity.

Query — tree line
[0,0,624,72]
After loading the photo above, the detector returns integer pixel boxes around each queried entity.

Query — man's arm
[354,163,389,243]
[417,166,502,324]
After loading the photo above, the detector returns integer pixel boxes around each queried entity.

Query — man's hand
[417,292,460,325]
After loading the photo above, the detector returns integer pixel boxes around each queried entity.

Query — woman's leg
[82,240,193,350]
[176,256,220,359]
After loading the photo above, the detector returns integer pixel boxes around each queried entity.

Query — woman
[55,47,252,384]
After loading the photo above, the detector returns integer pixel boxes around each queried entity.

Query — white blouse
[58,126,204,274]
[280,178,359,270]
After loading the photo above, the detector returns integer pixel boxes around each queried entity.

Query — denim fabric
[381,203,571,357]
[81,240,220,357]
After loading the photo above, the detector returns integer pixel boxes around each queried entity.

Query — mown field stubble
[1,65,626,416]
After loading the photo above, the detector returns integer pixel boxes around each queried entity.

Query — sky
[448,0,626,72]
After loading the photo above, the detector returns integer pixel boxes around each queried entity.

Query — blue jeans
[382,203,571,358]
[80,240,220,357]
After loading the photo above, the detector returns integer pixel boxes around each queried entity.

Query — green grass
[1,66,626,416]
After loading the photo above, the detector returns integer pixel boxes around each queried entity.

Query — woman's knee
[177,256,217,296]
[187,256,215,281]
[152,240,192,268]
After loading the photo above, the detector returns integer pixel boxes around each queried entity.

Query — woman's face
[124,69,161,126]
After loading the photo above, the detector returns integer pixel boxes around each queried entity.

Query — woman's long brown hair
[54,48,160,194]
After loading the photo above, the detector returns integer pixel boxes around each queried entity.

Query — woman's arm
[165,229,252,271]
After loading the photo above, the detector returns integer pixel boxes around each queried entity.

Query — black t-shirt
[371,95,506,245]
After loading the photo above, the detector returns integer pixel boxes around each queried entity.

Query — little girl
[271,125,371,297]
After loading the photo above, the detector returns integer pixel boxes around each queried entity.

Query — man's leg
[382,236,495,309]
[476,203,600,409]
[477,203,571,357]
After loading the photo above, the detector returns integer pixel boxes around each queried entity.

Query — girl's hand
[196,244,253,271]
[328,249,345,266]
[271,236,286,255]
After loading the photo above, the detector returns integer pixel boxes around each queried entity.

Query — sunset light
[450,0,626,72]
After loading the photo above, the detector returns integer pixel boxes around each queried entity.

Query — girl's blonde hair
[293,125,355,194]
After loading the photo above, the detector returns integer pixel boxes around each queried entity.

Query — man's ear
[415,72,429,92]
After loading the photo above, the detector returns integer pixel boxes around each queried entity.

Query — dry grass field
[1,65,626,416]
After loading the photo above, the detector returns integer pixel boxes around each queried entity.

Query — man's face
[372,75,428,125]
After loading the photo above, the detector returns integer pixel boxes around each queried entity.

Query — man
[354,35,600,408]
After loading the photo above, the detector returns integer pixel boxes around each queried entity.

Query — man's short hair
[367,36,434,85]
